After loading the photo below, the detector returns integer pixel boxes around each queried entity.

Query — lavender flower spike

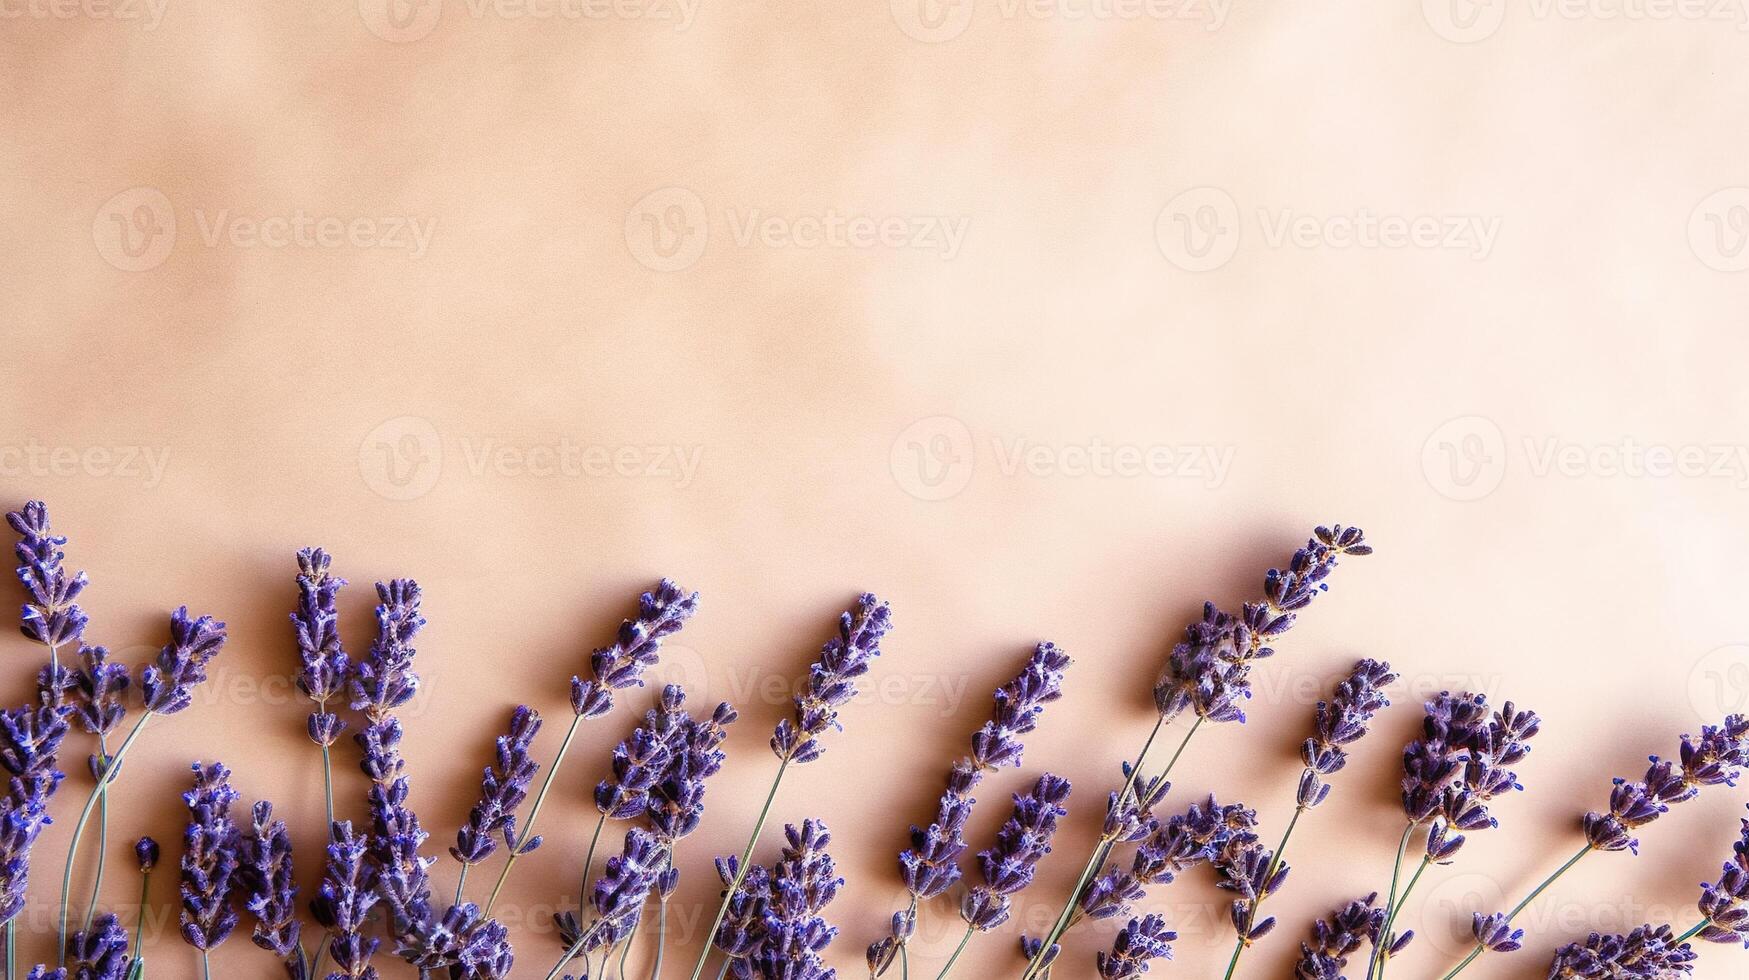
[870,643,1071,978]
[960,774,1072,934]
[548,829,667,977]
[1547,923,1696,979]
[1690,805,1749,947]
[571,578,701,719]
[310,821,380,980]
[453,705,543,871]
[240,800,305,977]
[771,593,895,765]
[292,548,350,751]
[9,501,90,684]
[708,820,843,980]
[352,578,426,721]
[1293,894,1386,980]
[67,912,132,980]
[0,703,70,925]
[1098,914,1176,979]
[140,607,229,715]
[179,762,242,956]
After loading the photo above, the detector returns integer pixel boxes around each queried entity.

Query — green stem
[201,950,210,980]
[60,710,155,965]
[84,734,112,935]
[1223,801,1307,980]
[1376,857,1433,980]
[1676,919,1709,944]
[455,864,470,907]
[617,921,641,978]
[650,895,669,980]
[1021,716,1201,980]
[486,712,584,917]
[7,918,15,980]
[685,755,794,980]
[1440,844,1594,980]
[933,925,975,980]
[1365,822,1418,980]
[579,812,608,912]
[130,868,151,979]
[321,740,335,828]
[714,962,729,980]
[546,917,610,980]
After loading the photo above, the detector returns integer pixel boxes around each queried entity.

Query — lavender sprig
[58,607,229,964]
[1025,525,1372,980]
[1547,923,1696,979]
[451,706,542,881]
[179,762,242,977]
[648,693,737,978]
[0,703,70,926]
[546,829,667,980]
[1294,894,1388,980]
[483,579,699,918]
[1442,715,1749,979]
[690,594,891,980]
[1222,659,1395,980]
[309,820,379,980]
[292,548,350,825]
[1097,914,1176,979]
[708,820,843,980]
[9,501,90,690]
[1674,804,1749,950]
[241,800,306,978]
[869,642,1071,978]
[67,912,132,980]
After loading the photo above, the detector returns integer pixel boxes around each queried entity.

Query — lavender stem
[83,733,112,935]
[1440,843,1594,980]
[1375,856,1433,979]
[1222,802,1306,980]
[132,864,151,978]
[650,894,669,980]
[1366,823,1418,980]
[1676,919,1709,944]
[578,812,608,914]
[685,755,793,980]
[321,741,334,827]
[58,709,155,964]
[933,924,974,980]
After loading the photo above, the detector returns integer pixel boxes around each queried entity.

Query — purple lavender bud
[358,717,434,934]
[0,703,69,924]
[292,548,350,747]
[747,820,843,980]
[179,762,242,951]
[712,858,771,960]
[595,726,673,821]
[970,642,1072,772]
[454,917,514,980]
[68,645,129,736]
[647,690,737,849]
[960,774,1072,932]
[1470,912,1523,953]
[453,705,542,867]
[585,829,666,952]
[136,836,159,872]
[1020,936,1061,973]
[1153,526,1372,724]
[1129,795,1257,888]
[1097,914,1176,979]
[1695,805,1749,946]
[403,901,506,973]
[1294,893,1384,980]
[139,607,227,715]
[66,912,131,980]
[570,579,699,720]
[240,800,301,962]
[1218,832,1288,943]
[310,821,380,979]
[1583,716,1749,854]
[9,501,90,651]
[350,579,425,721]
[23,969,65,980]
[770,593,893,765]
[1547,923,1696,979]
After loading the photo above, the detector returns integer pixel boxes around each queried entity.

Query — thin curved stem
[1676,918,1709,944]
[201,950,211,980]
[455,864,470,907]
[1365,822,1418,980]
[1223,801,1307,980]
[1440,844,1594,980]
[1376,857,1432,980]
[1021,716,1201,980]
[486,712,584,917]
[321,740,335,829]
[616,921,641,978]
[650,895,669,980]
[685,755,793,980]
[130,867,151,979]
[933,925,975,980]
[84,733,112,935]
[7,918,15,980]
[579,812,608,913]
[60,710,155,964]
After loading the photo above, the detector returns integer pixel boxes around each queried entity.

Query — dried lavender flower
[292,547,349,749]
[1299,660,1395,809]
[549,829,668,977]
[309,820,379,980]
[1547,923,1696,979]
[9,501,90,672]
[140,607,228,715]
[359,716,433,940]
[870,643,1071,976]
[960,774,1072,933]
[0,703,69,925]
[351,579,425,721]
[240,800,303,973]
[1218,831,1289,945]
[1471,912,1523,953]
[1692,805,1749,947]
[179,761,242,952]
[721,820,842,980]
[67,912,132,980]
[135,836,159,873]
[68,645,128,738]
[771,593,894,765]
[1098,914,1176,979]
[1293,894,1386,980]
[452,705,542,869]
[648,696,737,846]
[1583,716,1749,855]
[570,579,700,718]
[596,721,673,822]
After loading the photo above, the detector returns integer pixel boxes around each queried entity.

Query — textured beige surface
[5,1,1749,977]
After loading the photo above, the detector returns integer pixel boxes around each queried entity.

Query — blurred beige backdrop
[5,1,1749,977]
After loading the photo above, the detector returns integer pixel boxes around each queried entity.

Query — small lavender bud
[136,836,159,872]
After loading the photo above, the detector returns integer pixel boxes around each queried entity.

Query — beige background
[5,1,1749,977]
